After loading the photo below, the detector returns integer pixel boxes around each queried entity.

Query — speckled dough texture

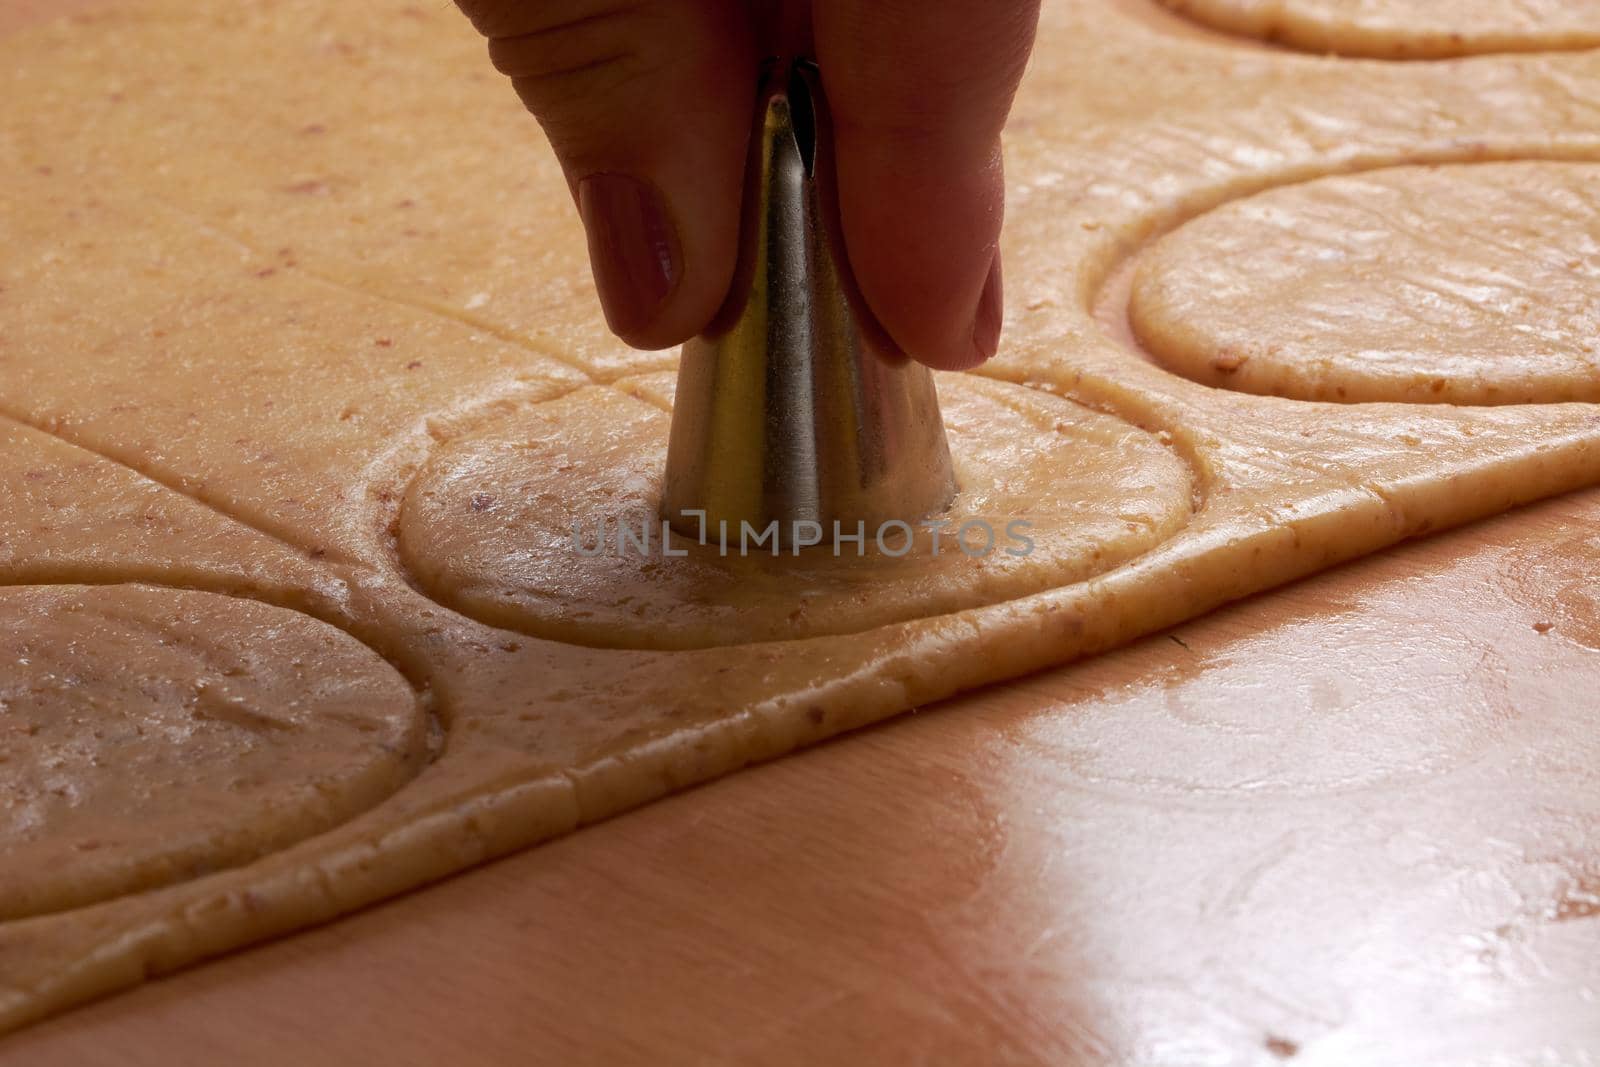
[1130,162,1600,404]
[2,586,428,920]
[399,373,1194,649]
[4,0,1600,1040]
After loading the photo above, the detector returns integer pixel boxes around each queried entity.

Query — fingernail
[972,252,1004,363]
[577,173,680,340]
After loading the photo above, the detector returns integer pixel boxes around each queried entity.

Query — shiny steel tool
[661,58,957,543]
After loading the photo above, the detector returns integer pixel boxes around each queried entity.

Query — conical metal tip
[661,58,957,545]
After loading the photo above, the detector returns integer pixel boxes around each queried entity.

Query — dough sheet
[4,0,1600,1032]
[399,374,1194,649]
[1159,0,1600,58]
[1130,162,1600,404]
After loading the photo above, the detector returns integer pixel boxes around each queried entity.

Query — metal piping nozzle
[660,58,957,545]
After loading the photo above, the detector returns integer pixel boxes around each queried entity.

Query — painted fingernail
[577,173,680,340]
[972,252,1004,363]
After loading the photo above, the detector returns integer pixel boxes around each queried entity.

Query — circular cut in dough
[1157,0,1600,58]
[1129,161,1600,405]
[0,585,427,920]
[399,375,1194,650]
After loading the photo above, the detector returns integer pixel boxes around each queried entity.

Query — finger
[456,0,757,350]
[813,0,1039,370]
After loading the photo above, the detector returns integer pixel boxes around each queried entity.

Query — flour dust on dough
[398,374,1194,650]
[1158,0,1600,58]
[1129,162,1600,405]
[0,585,427,920]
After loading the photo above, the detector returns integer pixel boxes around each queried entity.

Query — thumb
[457,0,756,350]
[814,0,1039,370]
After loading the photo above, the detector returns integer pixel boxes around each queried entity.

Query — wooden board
[7,2,1599,1063]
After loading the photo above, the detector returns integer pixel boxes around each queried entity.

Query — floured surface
[1158,0,1600,57]
[1,0,1599,1054]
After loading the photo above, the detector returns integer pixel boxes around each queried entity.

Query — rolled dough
[1129,162,1600,405]
[399,374,1194,649]
[4,0,1600,1035]
[1158,0,1600,58]
[1,585,427,921]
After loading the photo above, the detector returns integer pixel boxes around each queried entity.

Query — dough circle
[1130,161,1600,405]
[398,375,1195,650]
[1157,0,1600,58]
[0,585,427,920]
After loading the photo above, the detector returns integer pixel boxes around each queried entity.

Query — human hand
[453,1,1040,370]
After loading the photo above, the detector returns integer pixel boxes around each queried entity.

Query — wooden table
[7,2,1600,1063]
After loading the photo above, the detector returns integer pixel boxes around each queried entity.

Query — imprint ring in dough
[0,585,429,920]
[1130,162,1600,405]
[398,374,1196,650]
